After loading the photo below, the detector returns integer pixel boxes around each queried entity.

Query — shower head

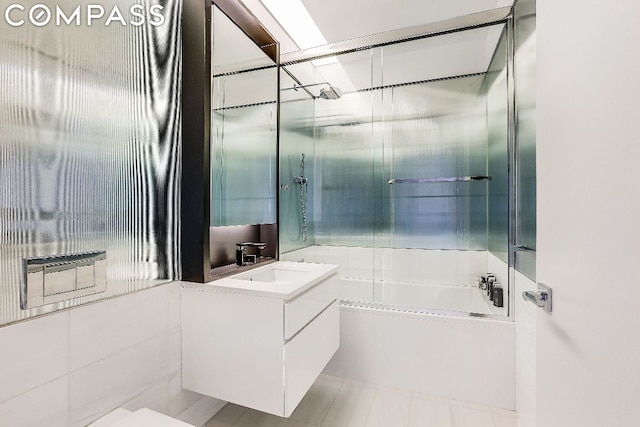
[318,86,343,100]
[283,81,343,100]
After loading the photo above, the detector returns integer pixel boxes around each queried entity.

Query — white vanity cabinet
[181,262,339,417]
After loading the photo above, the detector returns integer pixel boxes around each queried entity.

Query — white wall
[0,284,223,427]
[514,271,536,427]
[537,0,640,425]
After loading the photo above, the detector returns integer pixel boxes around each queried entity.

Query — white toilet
[89,408,195,427]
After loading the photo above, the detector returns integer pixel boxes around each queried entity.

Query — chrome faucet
[235,242,267,266]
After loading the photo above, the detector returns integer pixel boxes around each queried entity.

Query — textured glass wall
[382,78,488,249]
[280,24,511,315]
[311,50,376,247]
[279,95,316,253]
[0,0,182,325]
[314,119,377,247]
[485,30,510,263]
[516,0,537,254]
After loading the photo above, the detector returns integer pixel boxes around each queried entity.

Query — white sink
[233,264,314,284]
[181,261,338,300]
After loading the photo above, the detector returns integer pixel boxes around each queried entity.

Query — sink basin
[233,264,314,284]
[183,261,338,300]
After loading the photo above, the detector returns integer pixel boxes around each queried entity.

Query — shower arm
[282,82,331,92]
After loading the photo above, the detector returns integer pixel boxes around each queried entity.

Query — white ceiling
[218,0,514,109]
[301,0,513,46]
[241,0,514,54]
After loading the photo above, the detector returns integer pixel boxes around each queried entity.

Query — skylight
[260,0,328,50]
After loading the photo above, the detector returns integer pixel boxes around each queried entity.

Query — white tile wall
[69,333,169,425]
[122,379,172,414]
[0,377,69,427]
[69,285,169,370]
[284,246,488,288]
[0,282,223,427]
[385,249,487,286]
[514,271,536,427]
[0,311,69,403]
[487,253,509,292]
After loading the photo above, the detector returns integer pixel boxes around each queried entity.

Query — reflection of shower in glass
[283,82,343,100]
[293,153,308,242]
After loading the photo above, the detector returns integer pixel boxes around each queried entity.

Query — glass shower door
[373,24,510,316]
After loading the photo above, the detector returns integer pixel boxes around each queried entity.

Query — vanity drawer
[284,274,337,340]
[283,300,340,417]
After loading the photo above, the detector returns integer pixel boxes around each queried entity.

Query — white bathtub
[280,245,515,408]
[339,277,504,316]
[281,245,509,317]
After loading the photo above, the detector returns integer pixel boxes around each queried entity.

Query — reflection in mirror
[210,4,279,272]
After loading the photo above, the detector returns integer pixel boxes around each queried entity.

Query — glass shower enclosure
[279,13,513,317]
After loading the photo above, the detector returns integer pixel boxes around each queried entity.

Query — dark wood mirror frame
[181,0,280,282]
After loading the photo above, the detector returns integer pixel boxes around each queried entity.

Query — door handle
[522,283,552,312]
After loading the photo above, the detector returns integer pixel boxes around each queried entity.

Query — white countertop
[180,261,338,301]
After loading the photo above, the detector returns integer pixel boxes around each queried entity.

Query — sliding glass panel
[485,29,509,264]
[310,50,375,248]
[375,25,508,316]
[279,23,512,317]
[515,0,537,279]
[279,67,316,254]
[383,77,489,250]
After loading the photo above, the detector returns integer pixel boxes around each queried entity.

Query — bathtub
[281,245,509,317]
[280,245,515,409]
[339,277,505,316]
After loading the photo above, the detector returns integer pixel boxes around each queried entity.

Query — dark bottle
[486,273,495,298]
[493,284,504,307]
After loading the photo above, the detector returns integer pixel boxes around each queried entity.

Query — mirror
[210,4,278,227]
[208,2,279,272]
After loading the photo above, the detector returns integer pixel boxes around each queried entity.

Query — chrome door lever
[522,283,552,312]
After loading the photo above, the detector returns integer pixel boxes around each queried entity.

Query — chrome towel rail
[387,176,492,184]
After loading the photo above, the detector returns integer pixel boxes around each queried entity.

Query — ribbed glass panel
[485,29,510,263]
[515,250,536,281]
[383,77,488,250]
[280,24,511,317]
[311,50,375,247]
[314,118,376,247]
[0,1,182,325]
[516,2,537,253]
[279,96,315,253]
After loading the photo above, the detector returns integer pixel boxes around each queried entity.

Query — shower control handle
[522,283,552,312]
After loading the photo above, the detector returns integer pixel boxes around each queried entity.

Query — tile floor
[205,375,518,427]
